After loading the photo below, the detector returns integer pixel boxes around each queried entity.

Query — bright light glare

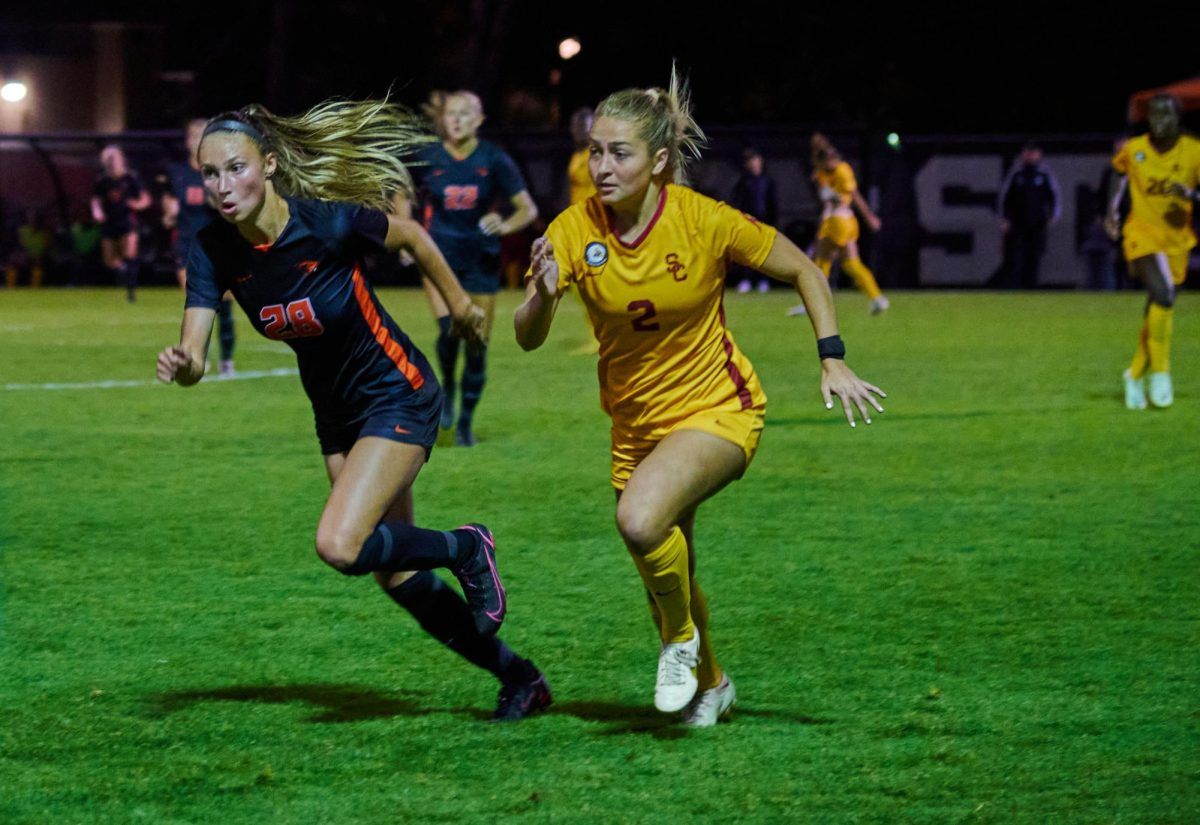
[1,82,27,103]
[886,132,901,150]
[558,38,581,60]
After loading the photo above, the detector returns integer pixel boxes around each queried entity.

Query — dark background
[0,0,1195,132]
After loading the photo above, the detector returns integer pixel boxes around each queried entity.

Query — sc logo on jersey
[666,252,687,281]
[585,242,608,267]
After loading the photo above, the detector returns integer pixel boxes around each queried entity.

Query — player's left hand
[866,215,883,232]
[478,213,504,236]
[451,301,488,344]
[821,359,886,428]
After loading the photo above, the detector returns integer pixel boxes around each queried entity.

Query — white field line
[3,367,299,391]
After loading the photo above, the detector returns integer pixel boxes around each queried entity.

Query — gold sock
[1129,320,1150,379]
[815,257,833,280]
[630,527,693,644]
[690,579,723,690]
[646,579,720,688]
[842,256,883,300]
[1146,304,1174,373]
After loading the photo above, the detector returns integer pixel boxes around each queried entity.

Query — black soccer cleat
[453,524,507,636]
[493,668,553,722]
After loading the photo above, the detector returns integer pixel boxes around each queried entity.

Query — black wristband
[817,335,846,360]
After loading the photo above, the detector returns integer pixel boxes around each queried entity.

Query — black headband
[202,118,268,147]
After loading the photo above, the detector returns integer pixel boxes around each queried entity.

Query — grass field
[1,286,1197,823]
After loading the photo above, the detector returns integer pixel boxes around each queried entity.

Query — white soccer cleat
[1123,369,1147,410]
[757,280,770,294]
[869,295,890,315]
[1148,371,1173,408]
[786,303,808,317]
[736,279,752,294]
[218,360,236,378]
[682,674,736,727]
[654,627,700,713]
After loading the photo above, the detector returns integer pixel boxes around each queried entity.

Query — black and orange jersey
[185,198,438,427]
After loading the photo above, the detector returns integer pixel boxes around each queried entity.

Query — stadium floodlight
[886,132,901,150]
[558,38,581,60]
[1,81,28,103]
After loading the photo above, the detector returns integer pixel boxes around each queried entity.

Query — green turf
[1,287,1196,823]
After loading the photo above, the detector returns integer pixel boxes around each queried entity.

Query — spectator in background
[5,209,52,288]
[91,144,151,302]
[68,207,103,286]
[728,147,778,293]
[997,142,1061,289]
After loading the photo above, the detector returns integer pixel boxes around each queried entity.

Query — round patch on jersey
[1134,151,1146,163]
[585,242,609,267]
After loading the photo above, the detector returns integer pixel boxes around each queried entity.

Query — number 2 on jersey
[628,299,660,332]
[260,298,325,340]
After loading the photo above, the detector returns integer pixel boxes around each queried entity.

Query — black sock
[343,522,475,576]
[217,300,236,361]
[458,342,487,433]
[386,571,530,683]
[435,316,459,425]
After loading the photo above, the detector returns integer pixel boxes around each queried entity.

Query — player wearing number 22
[156,100,551,721]
[515,69,885,726]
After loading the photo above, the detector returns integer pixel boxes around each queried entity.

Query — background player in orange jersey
[515,69,885,726]
[1106,94,1200,409]
[789,133,888,316]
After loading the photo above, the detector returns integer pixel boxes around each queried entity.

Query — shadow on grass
[151,683,490,723]
[548,700,834,739]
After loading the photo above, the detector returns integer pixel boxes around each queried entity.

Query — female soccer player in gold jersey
[514,69,885,725]
[1106,94,1200,409]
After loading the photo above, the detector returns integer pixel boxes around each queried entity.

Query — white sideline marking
[3,367,299,392]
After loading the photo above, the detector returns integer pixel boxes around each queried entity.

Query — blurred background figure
[996,142,1061,290]
[409,90,538,446]
[162,118,236,376]
[563,106,600,355]
[791,133,888,315]
[5,209,52,288]
[91,144,151,302]
[728,147,777,294]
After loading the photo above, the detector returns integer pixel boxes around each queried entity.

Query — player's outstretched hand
[1103,214,1122,242]
[156,346,192,384]
[478,213,504,236]
[529,237,560,299]
[451,302,488,345]
[821,359,886,428]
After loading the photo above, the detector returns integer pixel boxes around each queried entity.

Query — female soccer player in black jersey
[155,101,550,720]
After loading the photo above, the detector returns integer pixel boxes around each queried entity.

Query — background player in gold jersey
[790,133,889,316]
[1106,94,1200,409]
[564,107,601,355]
[515,69,885,726]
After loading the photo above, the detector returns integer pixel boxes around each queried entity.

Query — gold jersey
[814,161,856,209]
[566,148,597,205]
[1113,134,1200,257]
[537,184,776,435]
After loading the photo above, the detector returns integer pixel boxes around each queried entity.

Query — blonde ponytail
[594,64,706,184]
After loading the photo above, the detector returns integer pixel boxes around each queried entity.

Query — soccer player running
[155,101,551,721]
[162,118,237,376]
[514,70,884,726]
[1106,93,1200,409]
[408,91,538,446]
[789,133,888,316]
[91,145,151,302]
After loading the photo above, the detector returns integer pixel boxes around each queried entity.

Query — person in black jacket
[997,142,1061,289]
[728,147,778,293]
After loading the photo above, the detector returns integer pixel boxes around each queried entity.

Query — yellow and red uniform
[815,161,860,247]
[566,148,596,205]
[1113,134,1200,284]
[534,184,776,487]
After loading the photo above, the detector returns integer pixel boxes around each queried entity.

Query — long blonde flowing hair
[594,64,706,185]
[203,97,435,211]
